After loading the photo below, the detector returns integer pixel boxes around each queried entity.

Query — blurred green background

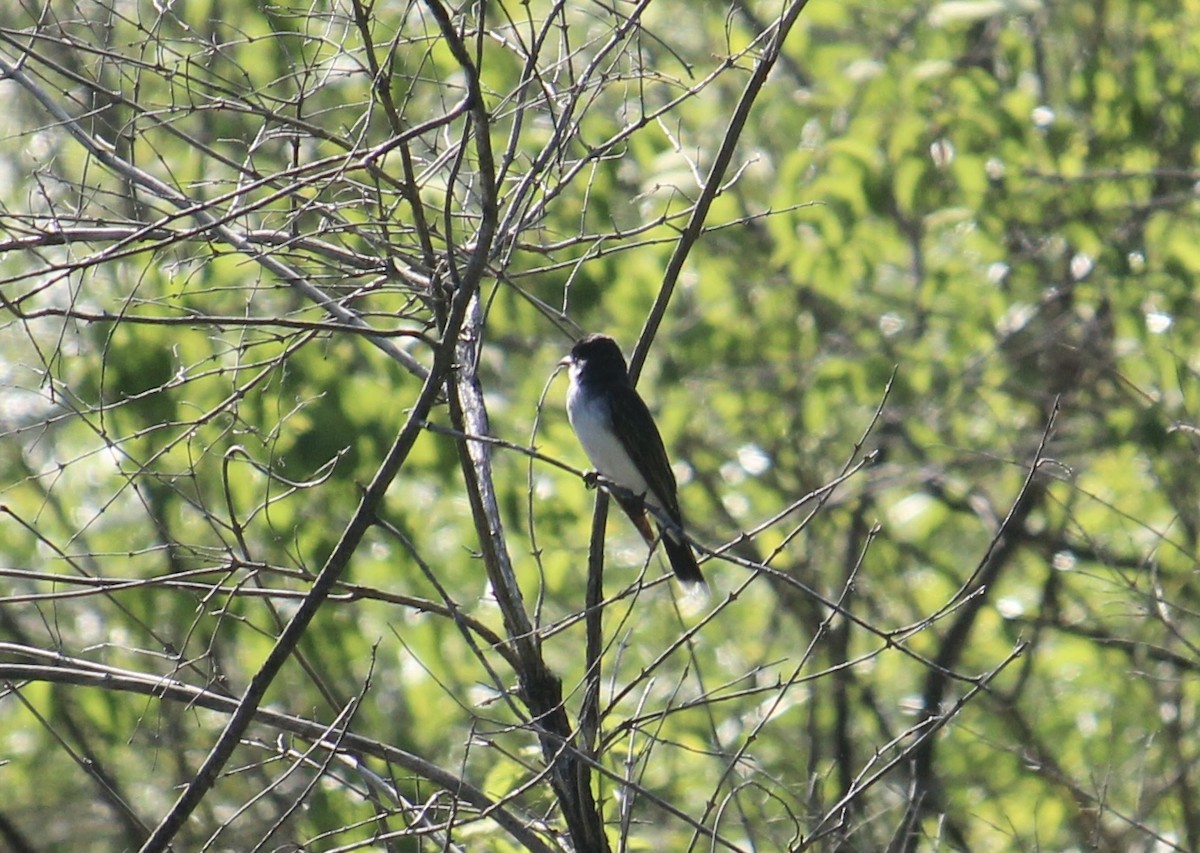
[1,0,1198,850]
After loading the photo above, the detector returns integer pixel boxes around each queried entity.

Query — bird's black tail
[660,527,705,587]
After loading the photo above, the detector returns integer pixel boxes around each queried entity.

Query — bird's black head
[567,334,630,385]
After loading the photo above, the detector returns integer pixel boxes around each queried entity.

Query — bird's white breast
[566,378,651,497]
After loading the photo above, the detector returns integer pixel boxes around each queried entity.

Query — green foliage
[0,0,1198,850]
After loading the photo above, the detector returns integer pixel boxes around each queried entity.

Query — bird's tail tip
[662,532,706,588]
[677,576,711,611]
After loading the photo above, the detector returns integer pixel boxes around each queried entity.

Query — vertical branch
[579,500,609,756]
[424,0,609,848]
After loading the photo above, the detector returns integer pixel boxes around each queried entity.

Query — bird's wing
[606,383,682,522]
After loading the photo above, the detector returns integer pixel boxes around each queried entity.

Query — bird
[561,334,704,586]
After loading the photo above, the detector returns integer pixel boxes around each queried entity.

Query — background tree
[1,0,1198,850]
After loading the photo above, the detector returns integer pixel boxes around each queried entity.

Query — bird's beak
[558,355,573,367]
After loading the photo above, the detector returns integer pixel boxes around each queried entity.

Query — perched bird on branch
[562,334,704,587]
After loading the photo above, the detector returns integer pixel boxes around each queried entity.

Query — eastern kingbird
[561,334,705,586]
